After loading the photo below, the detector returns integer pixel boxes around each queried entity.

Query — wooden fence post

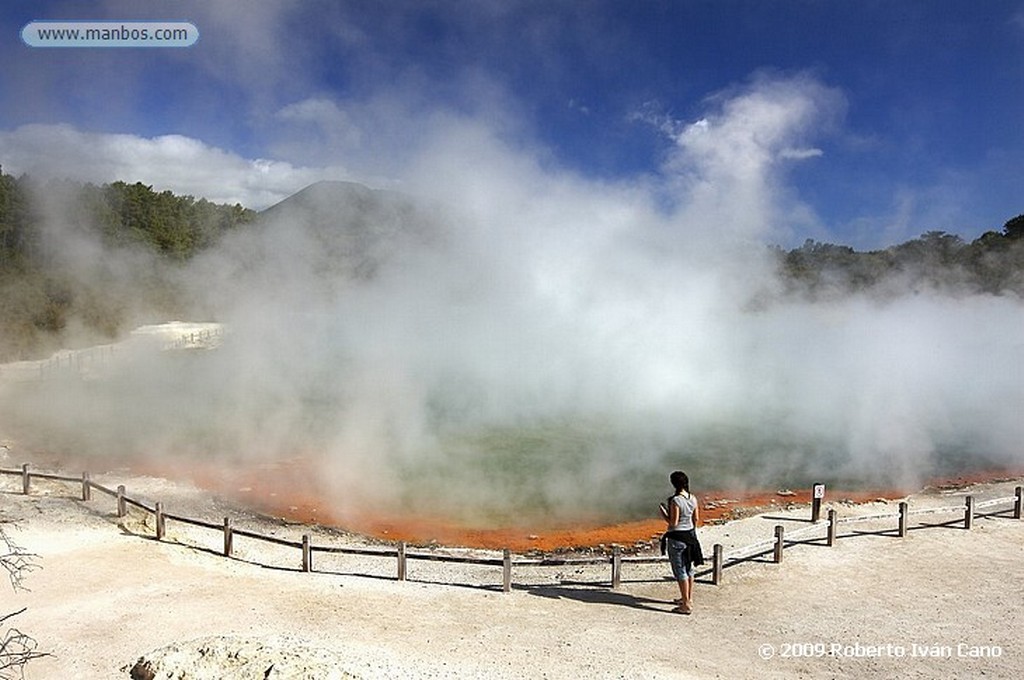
[397,542,407,581]
[964,496,974,530]
[223,517,233,556]
[155,502,165,540]
[21,463,29,495]
[502,549,512,593]
[611,545,622,590]
[302,534,312,572]
[81,472,91,501]
[711,544,723,585]
[827,509,837,547]
[1015,486,1022,520]
[773,525,784,564]
[117,485,126,517]
[811,483,825,522]
[898,502,908,538]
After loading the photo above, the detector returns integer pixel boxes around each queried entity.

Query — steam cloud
[2,75,1022,526]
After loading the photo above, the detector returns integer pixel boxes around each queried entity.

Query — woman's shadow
[523,583,674,614]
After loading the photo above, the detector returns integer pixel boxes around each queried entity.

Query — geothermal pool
[2,316,1021,549]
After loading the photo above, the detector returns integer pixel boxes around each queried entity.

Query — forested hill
[0,171,255,265]
[775,219,1024,299]
[0,165,1022,361]
[0,169,256,359]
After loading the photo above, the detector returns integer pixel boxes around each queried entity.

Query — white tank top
[668,493,697,531]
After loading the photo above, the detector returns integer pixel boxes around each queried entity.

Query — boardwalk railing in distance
[0,325,223,383]
[2,463,1022,594]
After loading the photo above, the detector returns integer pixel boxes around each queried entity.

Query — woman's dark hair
[670,470,689,493]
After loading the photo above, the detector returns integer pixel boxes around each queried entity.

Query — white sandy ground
[1,471,1022,679]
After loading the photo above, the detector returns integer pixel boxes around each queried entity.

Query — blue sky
[2,0,1023,249]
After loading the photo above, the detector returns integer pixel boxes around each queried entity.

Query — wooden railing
[3,464,1022,594]
[0,325,223,383]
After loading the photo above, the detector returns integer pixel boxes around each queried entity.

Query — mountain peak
[260,180,379,216]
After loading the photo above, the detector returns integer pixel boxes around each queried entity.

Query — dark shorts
[666,538,693,580]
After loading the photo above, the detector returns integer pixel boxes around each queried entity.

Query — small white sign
[813,484,826,499]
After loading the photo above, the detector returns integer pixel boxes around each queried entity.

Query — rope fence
[2,463,1022,594]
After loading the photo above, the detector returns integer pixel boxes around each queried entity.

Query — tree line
[1,164,1022,361]
[775,218,1024,299]
[0,168,255,360]
[0,170,254,266]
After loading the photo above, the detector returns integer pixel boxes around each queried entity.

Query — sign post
[811,483,826,522]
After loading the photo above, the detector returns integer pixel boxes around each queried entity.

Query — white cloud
[628,100,684,137]
[0,123,350,209]
[3,71,1022,520]
[671,74,841,176]
[779,147,824,160]
[656,73,845,243]
[269,97,373,169]
[275,98,364,149]
[1012,7,1024,32]
[839,173,979,249]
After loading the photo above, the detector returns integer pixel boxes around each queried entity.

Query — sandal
[672,605,692,615]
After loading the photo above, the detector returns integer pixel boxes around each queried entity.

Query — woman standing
[660,470,703,614]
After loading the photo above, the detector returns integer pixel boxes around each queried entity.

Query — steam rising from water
[2,76,1022,525]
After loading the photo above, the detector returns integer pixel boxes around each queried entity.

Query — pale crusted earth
[2,470,1022,679]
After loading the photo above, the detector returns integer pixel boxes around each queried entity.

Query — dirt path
[3,475,1022,678]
